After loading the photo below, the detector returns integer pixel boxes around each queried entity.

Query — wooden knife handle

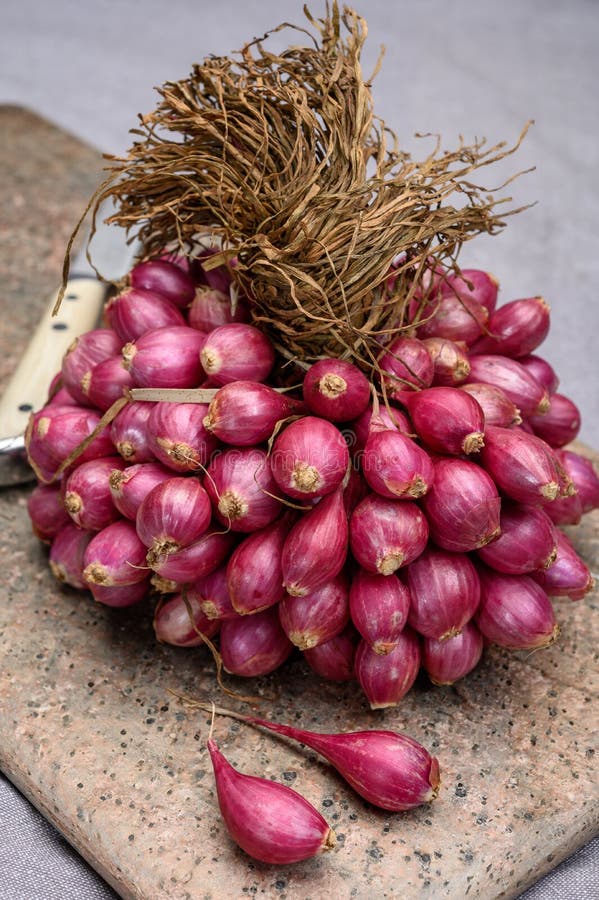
[0,278,109,440]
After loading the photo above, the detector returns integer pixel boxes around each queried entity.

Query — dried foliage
[72,2,531,370]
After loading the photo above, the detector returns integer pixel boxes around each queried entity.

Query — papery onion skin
[227,516,291,615]
[415,292,489,346]
[153,591,220,646]
[82,520,148,587]
[532,530,595,600]
[438,268,499,316]
[61,329,123,405]
[270,416,349,500]
[460,383,521,428]
[207,739,335,864]
[279,573,350,650]
[518,354,560,394]
[350,494,429,575]
[528,393,581,448]
[188,285,249,332]
[379,336,434,397]
[146,402,218,472]
[26,405,115,482]
[150,528,237,582]
[220,606,294,676]
[27,483,70,542]
[466,355,549,417]
[303,627,358,682]
[422,622,484,685]
[302,358,370,422]
[475,567,559,650]
[349,568,410,654]
[402,386,485,456]
[354,627,421,709]
[362,428,434,499]
[480,426,571,506]
[200,323,275,386]
[555,449,599,514]
[422,337,471,386]
[477,502,557,574]
[192,564,238,621]
[282,487,348,596]
[105,287,185,342]
[405,546,481,640]
[205,448,282,532]
[63,456,125,531]
[352,404,411,451]
[49,522,94,589]
[204,382,304,446]
[469,296,550,358]
[420,457,501,553]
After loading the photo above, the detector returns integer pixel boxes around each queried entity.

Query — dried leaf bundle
[79,2,531,370]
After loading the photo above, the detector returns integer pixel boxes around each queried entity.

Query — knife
[0,208,138,486]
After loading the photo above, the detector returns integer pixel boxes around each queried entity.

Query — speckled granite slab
[0,106,597,900]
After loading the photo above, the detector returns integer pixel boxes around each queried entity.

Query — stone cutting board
[0,106,597,900]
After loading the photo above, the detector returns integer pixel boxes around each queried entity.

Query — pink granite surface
[0,106,597,899]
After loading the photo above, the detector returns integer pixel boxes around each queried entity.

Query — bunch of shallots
[26,254,598,709]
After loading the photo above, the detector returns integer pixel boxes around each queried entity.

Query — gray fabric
[518,837,599,899]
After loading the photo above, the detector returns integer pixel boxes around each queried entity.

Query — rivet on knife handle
[0,277,108,441]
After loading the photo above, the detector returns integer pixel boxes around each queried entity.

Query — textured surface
[0,106,598,900]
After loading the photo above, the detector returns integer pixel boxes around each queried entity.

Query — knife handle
[0,277,109,440]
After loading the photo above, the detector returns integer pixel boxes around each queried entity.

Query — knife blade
[0,206,138,486]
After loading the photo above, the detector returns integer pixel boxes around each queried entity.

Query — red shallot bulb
[342,464,370,515]
[439,268,499,316]
[469,296,550,357]
[130,258,195,308]
[192,250,234,293]
[153,592,220,646]
[302,358,370,422]
[532,530,595,600]
[110,401,155,464]
[207,739,335,864]
[188,286,249,332]
[477,502,557,574]
[422,622,484,685]
[349,569,410,654]
[82,356,134,411]
[122,326,206,389]
[192,564,237,621]
[151,528,236,582]
[466,355,549,417]
[379,336,434,397]
[403,386,485,455]
[518,354,559,394]
[146,402,218,472]
[226,516,291,615]
[480,426,572,505]
[528,393,581,448]
[350,494,428,575]
[220,606,294,676]
[415,292,488,345]
[270,416,349,500]
[82,520,148,587]
[352,403,411,451]
[422,337,471,386]
[362,425,434,499]
[203,382,304,446]
[27,483,70,542]
[354,627,421,709]
[460,383,522,427]
[109,462,173,520]
[282,487,348,596]
[279,573,350,650]
[49,522,94,588]
[91,579,149,608]
[200,324,274,385]
[475,567,559,649]
[229,713,440,812]
[205,448,281,532]
[61,329,122,404]
[105,287,185,342]
[63,456,124,531]
[25,405,115,482]
[420,457,500,553]
[136,477,212,566]
[555,449,599,513]
[303,627,358,682]
[405,546,480,639]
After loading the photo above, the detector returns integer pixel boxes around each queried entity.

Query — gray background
[1,0,598,897]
